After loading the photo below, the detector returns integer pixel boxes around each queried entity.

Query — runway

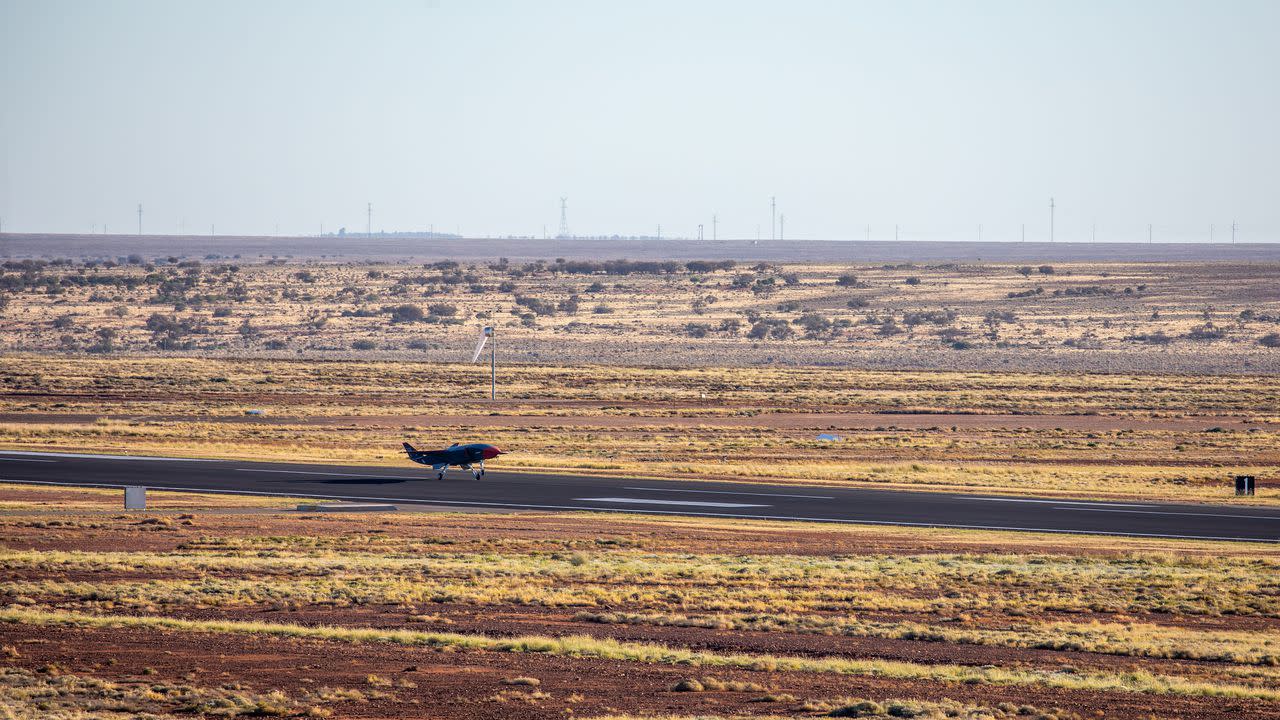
[1,450,1277,542]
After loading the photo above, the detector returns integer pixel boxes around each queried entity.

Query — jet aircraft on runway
[402,442,504,479]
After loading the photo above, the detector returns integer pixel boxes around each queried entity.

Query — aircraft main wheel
[436,473,445,480]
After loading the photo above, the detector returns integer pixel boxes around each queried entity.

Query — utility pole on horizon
[895,224,899,242]
[1049,197,1055,243]
[770,196,776,241]
[137,204,143,235]
[366,203,372,238]
[1148,224,1153,244]
[712,214,717,241]
[1021,223,1025,242]
[1232,221,1238,244]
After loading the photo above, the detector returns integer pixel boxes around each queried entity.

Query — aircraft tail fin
[402,442,418,454]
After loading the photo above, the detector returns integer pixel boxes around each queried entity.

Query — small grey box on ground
[296,503,397,512]
[124,486,146,510]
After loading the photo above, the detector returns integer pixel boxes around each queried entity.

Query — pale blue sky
[1,0,1276,241]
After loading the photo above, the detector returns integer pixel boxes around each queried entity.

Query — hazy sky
[2,0,1277,242]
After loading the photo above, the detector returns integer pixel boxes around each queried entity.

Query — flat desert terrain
[0,485,1277,719]
[1,248,1277,719]
[0,357,1276,504]
[1,255,1279,373]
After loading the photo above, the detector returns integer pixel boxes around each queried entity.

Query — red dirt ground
[3,623,1276,720]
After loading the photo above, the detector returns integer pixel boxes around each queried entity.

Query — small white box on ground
[124,486,146,510]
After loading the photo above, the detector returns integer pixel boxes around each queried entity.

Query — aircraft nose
[483,447,502,459]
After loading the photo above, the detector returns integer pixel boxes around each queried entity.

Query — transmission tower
[367,203,372,238]
[1049,197,1055,243]
[558,197,570,238]
[137,204,143,235]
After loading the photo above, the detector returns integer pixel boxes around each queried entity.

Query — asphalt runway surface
[1,450,1277,542]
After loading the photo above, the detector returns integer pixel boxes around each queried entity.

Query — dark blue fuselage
[403,442,502,470]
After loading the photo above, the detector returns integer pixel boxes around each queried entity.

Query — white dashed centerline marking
[575,497,770,508]
[962,496,1157,509]
[622,486,834,499]
[0,451,215,462]
[235,468,421,480]
[1061,507,1280,520]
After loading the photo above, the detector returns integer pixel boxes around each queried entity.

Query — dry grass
[579,612,1280,666]
[0,665,375,719]
[0,498,1276,717]
[1,506,1277,675]
[1,356,1277,504]
[5,547,1277,619]
[0,484,308,512]
[585,695,1084,720]
[3,607,1277,701]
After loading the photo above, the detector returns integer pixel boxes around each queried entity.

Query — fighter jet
[402,442,504,480]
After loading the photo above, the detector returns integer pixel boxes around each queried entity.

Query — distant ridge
[2,233,1278,263]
